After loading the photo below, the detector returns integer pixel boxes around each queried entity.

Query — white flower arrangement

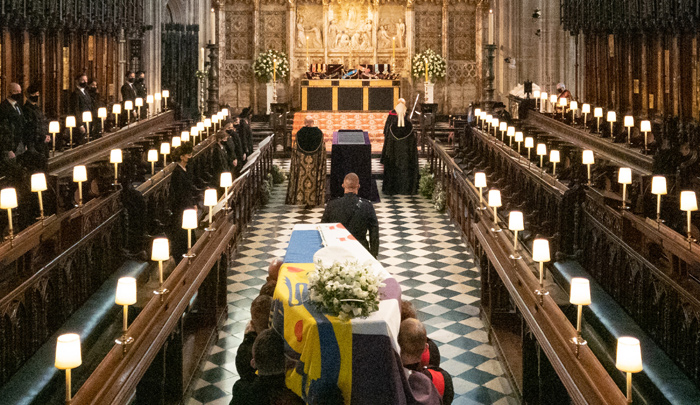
[253,49,290,83]
[412,49,447,82]
[308,259,385,321]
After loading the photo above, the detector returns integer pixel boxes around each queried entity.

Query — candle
[306,36,309,62]
[392,37,396,61]
[273,59,277,82]
[424,60,429,83]
[210,8,216,44]
[199,47,204,71]
[488,9,494,45]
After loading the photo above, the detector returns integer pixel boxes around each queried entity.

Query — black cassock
[380,111,418,195]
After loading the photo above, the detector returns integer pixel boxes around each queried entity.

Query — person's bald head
[398,318,427,365]
[8,83,21,96]
[267,258,284,282]
[304,116,315,127]
[342,173,360,194]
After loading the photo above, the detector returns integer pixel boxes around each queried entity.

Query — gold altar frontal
[301,79,400,111]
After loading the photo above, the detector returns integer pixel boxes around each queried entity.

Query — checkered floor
[185,159,518,405]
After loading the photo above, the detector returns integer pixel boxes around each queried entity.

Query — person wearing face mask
[134,71,147,119]
[23,83,51,158]
[221,120,244,175]
[120,71,137,126]
[0,82,28,159]
[69,73,93,146]
[87,79,104,136]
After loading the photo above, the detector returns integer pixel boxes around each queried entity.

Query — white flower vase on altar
[424,82,434,103]
[266,82,278,115]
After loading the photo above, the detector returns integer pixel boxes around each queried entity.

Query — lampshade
[31,173,47,192]
[146,95,154,104]
[487,189,501,207]
[182,209,198,229]
[607,111,617,122]
[154,92,162,101]
[616,337,643,373]
[651,176,667,195]
[0,188,18,209]
[492,118,500,128]
[594,107,603,118]
[73,165,87,182]
[532,238,551,262]
[536,143,546,156]
[115,277,137,306]
[533,90,540,99]
[515,131,523,142]
[197,122,205,132]
[569,277,591,305]
[147,149,158,162]
[559,98,567,107]
[474,108,482,117]
[151,238,170,261]
[217,112,224,121]
[65,116,76,128]
[680,191,698,211]
[582,103,591,114]
[222,108,229,117]
[82,111,92,123]
[486,114,493,123]
[190,126,198,136]
[204,118,212,128]
[618,168,632,184]
[624,116,634,127]
[524,137,534,148]
[582,150,594,165]
[499,122,507,131]
[220,172,233,188]
[540,92,548,101]
[160,142,170,155]
[110,149,122,164]
[97,107,107,119]
[474,172,487,188]
[212,114,220,123]
[204,188,218,206]
[508,211,524,231]
[55,333,82,370]
[549,94,557,104]
[171,136,181,148]
[135,97,143,107]
[181,131,190,142]
[550,150,560,163]
[49,121,60,134]
[112,103,122,114]
[124,100,133,111]
[162,90,170,98]
[641,120,651,132]
[507,126,515,136]
[479,111,486,119]
[570,101,578,111]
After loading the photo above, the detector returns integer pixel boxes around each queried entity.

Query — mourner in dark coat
[0,82,27,158]
[168,142,198,260]
[381,99,419,195]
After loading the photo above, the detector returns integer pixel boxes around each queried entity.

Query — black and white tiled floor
[186,159,517,405]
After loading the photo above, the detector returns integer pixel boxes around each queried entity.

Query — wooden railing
[71,135,274,404]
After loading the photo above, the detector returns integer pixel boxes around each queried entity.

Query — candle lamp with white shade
[181,131,190,143]
[680,191,697,244]
[581,103,591,129]
[474,172,487,211]
[55,333,81,405]
[31,173,47,222]
[151,238,170,296]
[508,211,524,259]
[485,114,492,132]
[499,121,507,141]
[618,168,632,210]
[532,238,551,303]
[212,113,220,132]
[197,122,205,139]
[550,150,560,176]
[146,95,154,118]
[82,111,92,142]
[651,176,666,224]
[97,107,107,135]
[607,111,617,138]
[49,121,60,156]
[624,115,634,146]
[640,120,651,153]
[569,100,578,124]
[549,94,558,114]
[594,107,603,133]
[160,142,170,167]
[124,101,133,127]
[540,92,548,112]
[154,92,162,114]
[162,90,169,109]
[147,149,158,175]
[110,149,122,187]
[220,172,233,211]
[73,165,87,208]
[559,98,568,119]
[533,90,540,109]
[515,131,523,153]
[222,108,229,118]
[506,126,515,147]
[536,143,547,169]
[204,118,212,138]
[191,126,199,144]
[616,336,643,403]
[66,116,76,148]
[204,189,218,232]
[582,150,594,186]
[524,137,534,163]
[1,188,18,243]
[182,209,198,259]
[135,97,143,121]
[570,277,591,357]
[114,277,136,352]
[172,136,181,148]
[474,108,481,126]
[112,103,121,131]
[491,118,499,138]
[487,189,502,232]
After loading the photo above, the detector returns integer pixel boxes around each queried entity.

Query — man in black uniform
[321,173,379,257]
[237,107,254,155]
[69,74,93,145]
[120,71,137,126]
[134,71,147,119]
[0,82,27,158]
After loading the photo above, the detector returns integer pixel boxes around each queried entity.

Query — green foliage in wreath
[271,165,286,184]
[260,179,272,205]
[432,182,446,212]
[253,50,290,83]
[412,49,447,82]
[418,165,435,199]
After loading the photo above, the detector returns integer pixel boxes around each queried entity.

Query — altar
[301,79,400,111]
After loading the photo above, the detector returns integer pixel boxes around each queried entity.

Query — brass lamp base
[490,226,502,233]
[205,227,216,232]
[535,288,549,305]
[115,334,134,355]
[619,205,630,210]
[509,253,522,260]
[571,336,588,358]
[183,252,197,259]
[154,287,169,296]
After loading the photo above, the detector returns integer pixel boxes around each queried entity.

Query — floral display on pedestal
[411,48,446,83]
[253,49,290,83]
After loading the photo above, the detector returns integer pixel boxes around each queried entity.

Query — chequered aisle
[186,159,518,405]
